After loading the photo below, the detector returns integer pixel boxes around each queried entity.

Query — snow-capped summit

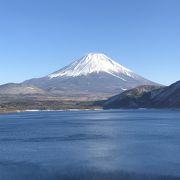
[49,53,134,80]
[24,53,158,100]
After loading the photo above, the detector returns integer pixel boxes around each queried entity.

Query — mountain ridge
[103,81,180,109]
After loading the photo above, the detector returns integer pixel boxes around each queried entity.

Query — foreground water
[0,110,180,180]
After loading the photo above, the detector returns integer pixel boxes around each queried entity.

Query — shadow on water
[0,161,180,180]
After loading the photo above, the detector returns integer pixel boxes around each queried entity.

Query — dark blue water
[0,110,180,180]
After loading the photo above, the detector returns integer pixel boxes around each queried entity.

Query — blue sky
[0,0,179,85]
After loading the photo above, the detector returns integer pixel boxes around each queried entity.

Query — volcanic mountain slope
[104,80,180,109]
[24,53,157,100]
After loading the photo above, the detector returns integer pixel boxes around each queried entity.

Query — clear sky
[0,0,179,85]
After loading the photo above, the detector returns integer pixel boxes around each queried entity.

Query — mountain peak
[48,53,134,79]
[84,53,109,60]
[85,52,106,56]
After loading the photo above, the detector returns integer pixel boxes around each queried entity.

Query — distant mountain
[104,81,180,109]
[0,83,98,111]
[0,83,47,95]
[24,53,157,100]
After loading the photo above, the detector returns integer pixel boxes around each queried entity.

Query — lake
[0,110,180,180]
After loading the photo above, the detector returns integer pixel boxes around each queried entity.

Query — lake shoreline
[0,108,104,114]
[0,107,180,114]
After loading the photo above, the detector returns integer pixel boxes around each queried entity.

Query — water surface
[0,110,180,180]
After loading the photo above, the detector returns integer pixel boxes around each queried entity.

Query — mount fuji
[24,53,158,100]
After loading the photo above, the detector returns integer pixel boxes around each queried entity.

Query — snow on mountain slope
[48,53,135,80]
